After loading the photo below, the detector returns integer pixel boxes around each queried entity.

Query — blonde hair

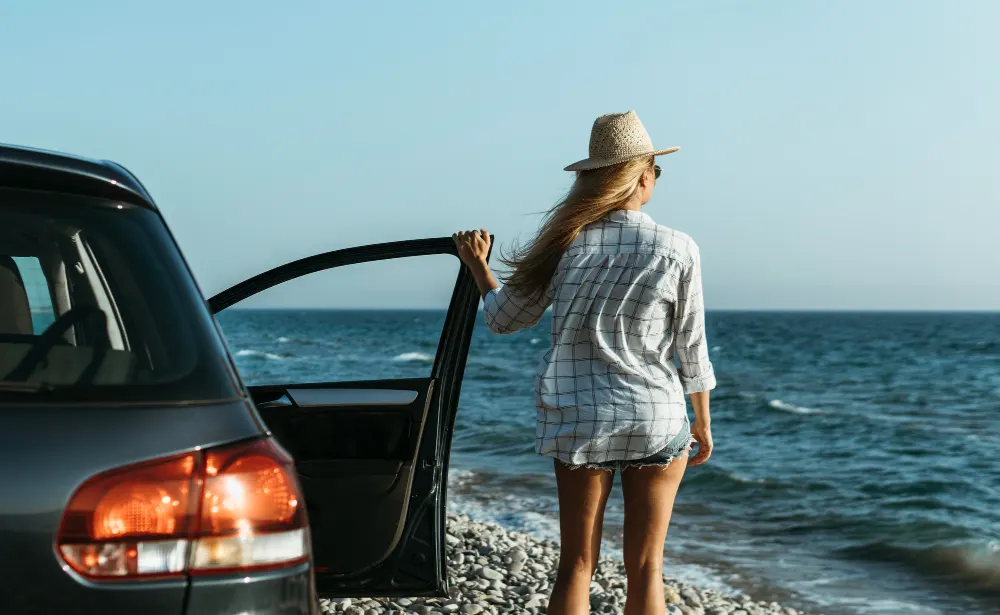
[501,156,654,299]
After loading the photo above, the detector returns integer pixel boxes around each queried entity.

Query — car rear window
[0,189,240,403]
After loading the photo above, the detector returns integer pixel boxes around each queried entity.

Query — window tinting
[0,190,240,402]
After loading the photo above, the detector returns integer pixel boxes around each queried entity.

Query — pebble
[478,567,504,581]
[524,597,546,609]
[681,588,704,608]
[315,513,815,615]
[664,586,683,605]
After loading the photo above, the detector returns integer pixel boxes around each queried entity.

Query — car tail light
[57,438,308,580]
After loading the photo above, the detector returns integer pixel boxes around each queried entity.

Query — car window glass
[11,257,55,333]
[0,193,239,402]
[214,254,458,386]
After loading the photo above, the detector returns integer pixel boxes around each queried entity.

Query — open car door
[208,237,486,597]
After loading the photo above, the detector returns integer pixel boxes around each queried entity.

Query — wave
[838,540,1000,595]
[682,464,790,495]
[529,338,541,345]
[275,336,317,345]
[708,390,757,403]
[393,351,434,363]
[767,399,822,415]
[235,349,286,361]
[448,469,477,489]
[467,367,519,383]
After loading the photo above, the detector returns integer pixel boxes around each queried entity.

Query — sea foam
[236,349,285,361]
[768,399,821,415]
[393,351,434,363]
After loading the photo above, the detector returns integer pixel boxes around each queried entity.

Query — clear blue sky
[2,1,996,310]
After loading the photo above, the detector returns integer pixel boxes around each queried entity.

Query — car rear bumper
[186,562,317,615]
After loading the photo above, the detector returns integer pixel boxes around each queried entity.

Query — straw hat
[564,110,679,172]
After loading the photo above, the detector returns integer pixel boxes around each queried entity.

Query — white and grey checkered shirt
[483,209,716,466]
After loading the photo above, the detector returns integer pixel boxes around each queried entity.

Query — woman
[453,110,715,615]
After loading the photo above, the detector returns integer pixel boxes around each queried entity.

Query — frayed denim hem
[558,436,695,472]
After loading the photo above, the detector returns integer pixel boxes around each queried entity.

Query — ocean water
[216,309,1000,615]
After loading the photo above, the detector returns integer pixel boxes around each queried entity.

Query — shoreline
[320,513,811,615]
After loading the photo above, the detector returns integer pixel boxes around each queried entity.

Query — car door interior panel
[250,379,434,574]
[286,388,420,407]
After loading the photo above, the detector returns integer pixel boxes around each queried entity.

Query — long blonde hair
[501,156,654,299]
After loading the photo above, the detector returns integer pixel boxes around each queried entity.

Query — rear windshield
[0,189,240,403]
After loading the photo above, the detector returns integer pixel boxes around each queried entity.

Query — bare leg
[547,461,614,615]
[620,457,688,615]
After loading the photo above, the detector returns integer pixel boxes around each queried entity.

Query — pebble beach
[319,513,812,615]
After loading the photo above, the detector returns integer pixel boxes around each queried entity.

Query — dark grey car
[0,144,482,614]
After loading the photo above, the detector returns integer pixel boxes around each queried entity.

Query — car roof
[0,143,157,210]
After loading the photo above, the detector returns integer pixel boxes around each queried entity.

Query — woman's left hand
[687,421,713,466]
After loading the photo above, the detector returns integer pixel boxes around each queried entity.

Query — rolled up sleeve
[483,284,551,335]
[674,242,716,394]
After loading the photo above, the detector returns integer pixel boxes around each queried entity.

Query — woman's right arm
[453,229,551,334]
[454,229,500,299]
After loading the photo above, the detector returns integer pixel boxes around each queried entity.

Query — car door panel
[210,237,486,597]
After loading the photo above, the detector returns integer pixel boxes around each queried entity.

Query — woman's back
[483,209,715,465]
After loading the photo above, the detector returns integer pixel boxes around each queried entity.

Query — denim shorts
[562,420,694,472]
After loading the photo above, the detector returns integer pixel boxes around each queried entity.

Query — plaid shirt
[483,209,716,466]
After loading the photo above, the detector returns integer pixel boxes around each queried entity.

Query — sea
[216,309,1000,615]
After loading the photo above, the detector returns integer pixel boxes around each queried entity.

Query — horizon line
[221,306,999,314]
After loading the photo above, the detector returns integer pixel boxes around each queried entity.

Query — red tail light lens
[56,438,308,580]
[191,440,307,573]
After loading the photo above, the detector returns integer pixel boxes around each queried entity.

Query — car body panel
[0,399,265,614]
[0,142,294,612]
[186,564,316,615]
[0,144,157,210]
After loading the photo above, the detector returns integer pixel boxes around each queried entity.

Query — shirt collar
[605,209,653,224]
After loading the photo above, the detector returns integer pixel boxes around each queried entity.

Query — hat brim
[564,147,680,172]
